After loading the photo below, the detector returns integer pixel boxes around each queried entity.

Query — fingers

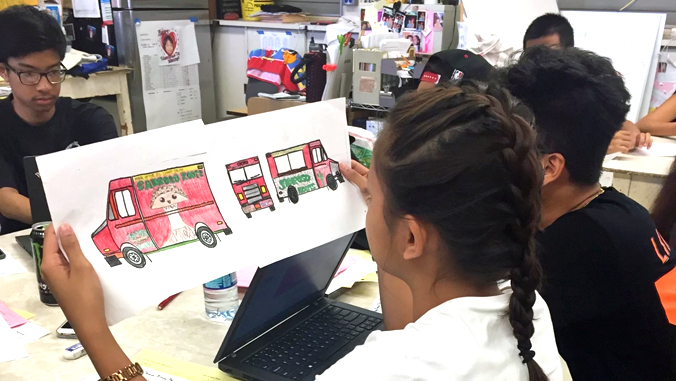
[350,160,369,176]
[58,224,88,267]
[41,225,69,284]
[340,162,368,192]
[646,133,653,149]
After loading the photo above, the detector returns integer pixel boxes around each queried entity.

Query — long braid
[376,83,549,380]
[485,90,548,381]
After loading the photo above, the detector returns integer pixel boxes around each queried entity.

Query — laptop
[14,156,52,255]
[215,234,384,381]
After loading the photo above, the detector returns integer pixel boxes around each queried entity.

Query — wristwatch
[100,363,144,381]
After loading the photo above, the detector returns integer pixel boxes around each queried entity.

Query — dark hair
[652,161,676,245]
[0,5,66,64]
[163,35,174,47]
[523,13,574,49]
[505,47,630,185]
[374,83,547,381]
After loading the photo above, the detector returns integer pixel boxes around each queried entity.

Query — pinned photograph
[159,28,181,65]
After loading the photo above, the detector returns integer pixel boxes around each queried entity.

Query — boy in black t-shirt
[506,47,676,380]
[0,6,118,234]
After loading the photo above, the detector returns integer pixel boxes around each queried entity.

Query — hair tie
[521,350,536,364]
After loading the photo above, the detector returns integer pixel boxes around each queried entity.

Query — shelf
[215,19,327,31]
[349,102,390,112]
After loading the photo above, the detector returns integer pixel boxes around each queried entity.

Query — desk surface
[602,136,676,177]
[0,230,378,380]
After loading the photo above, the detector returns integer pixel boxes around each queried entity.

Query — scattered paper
[10,309,35,321]
[134,348,238,381]
[326,257,378,294]
[72,0,101,18]
[0,317,28,364]
[599,171,614,188]
[369,296,382,313]
[38,100,366,325]
[0,250,27,278]
[13,322,50,345]
[633,142,676,157]
[0,301,27,328]
[136,21,202,130]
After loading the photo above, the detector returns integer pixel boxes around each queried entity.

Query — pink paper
[0,301,27,328]
[236,266,259,289]
[236,255,363,289]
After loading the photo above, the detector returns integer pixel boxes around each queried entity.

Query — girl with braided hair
[323,83,562,380]
[37,83,562,380]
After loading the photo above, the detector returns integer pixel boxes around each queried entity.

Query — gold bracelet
[100,363,144,381]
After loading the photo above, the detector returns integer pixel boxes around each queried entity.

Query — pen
[157,293,180,310]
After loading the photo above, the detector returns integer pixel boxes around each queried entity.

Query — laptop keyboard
[244,305,383,380]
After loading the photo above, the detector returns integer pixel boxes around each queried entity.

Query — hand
[41,224,107,333]
[340,160,369,199]
[607,130,635,154]
[635,132,653,149]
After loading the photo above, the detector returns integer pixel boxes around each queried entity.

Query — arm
[0,187,31,224]
[41,224,146,381]
[637,95,676,136]
[74,102,119,144]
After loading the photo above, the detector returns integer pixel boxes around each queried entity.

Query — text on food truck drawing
[91,163,232,269]
[266,140,344,204]
[227,156,275,218]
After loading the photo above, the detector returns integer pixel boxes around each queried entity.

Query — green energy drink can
[31,222,58,306]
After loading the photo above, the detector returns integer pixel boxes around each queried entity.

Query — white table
[602,136,676,209]
[0,229,378,380]
[0,67,134,135]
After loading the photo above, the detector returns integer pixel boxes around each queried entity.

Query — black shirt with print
[0,96,118,234]
[537,187,676,381]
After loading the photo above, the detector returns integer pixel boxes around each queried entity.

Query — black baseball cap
[420,49,494,85]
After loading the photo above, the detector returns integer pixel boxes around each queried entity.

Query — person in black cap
[417,49,494,92]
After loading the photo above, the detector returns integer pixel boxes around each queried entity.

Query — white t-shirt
[316,290,563,381]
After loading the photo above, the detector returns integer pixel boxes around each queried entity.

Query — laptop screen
[215,234,356,362]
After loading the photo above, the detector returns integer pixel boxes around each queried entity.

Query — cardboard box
[247,97,306,116]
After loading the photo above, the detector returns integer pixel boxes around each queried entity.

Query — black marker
[0,248,6,260]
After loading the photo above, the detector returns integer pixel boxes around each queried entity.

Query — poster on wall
[37,99,366,325]
[136,20,202,130]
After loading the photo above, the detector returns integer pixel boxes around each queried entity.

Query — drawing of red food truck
[226,156,275,218]
[91,163,232,269]
[266,140,344,204]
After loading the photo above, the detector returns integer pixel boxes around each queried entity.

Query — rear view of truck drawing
[92,163,232,268]
[266,140,344,204]
[227,156,275,218]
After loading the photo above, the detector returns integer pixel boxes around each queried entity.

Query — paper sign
[136,21,202,130]
[37,99,366,324]
[260,31,291,51]
[134,349,238,381]
[0,301,27,328]
[72,0,101,18]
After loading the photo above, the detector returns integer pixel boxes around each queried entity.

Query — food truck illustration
[91,163,232,268]
[266,140,344,204]
[226,156,275,218]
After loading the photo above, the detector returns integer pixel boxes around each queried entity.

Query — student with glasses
[0,6,118,235]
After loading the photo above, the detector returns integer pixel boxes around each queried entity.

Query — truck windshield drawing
[91,163,232,269]
[266,140,344,204]
[227,157,275,218]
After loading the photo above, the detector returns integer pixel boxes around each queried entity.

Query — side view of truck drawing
[226,156,275,218]
[266,140,344,204]
[91,163,232,269]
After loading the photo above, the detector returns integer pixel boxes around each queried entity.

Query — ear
[541,153,565,187]
[401,215,427,261]
[0,65,8,82]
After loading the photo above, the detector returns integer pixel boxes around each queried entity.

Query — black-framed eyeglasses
[4,63,67,86]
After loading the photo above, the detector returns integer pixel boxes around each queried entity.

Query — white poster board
[561,11,666,122]
[37,99,367,324]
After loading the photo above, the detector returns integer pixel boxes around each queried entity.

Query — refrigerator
[112,0,217,132]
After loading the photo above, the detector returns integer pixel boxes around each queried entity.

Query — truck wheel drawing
[91,163,233,268]
[226,156,275,218]
[266,140,345,204]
